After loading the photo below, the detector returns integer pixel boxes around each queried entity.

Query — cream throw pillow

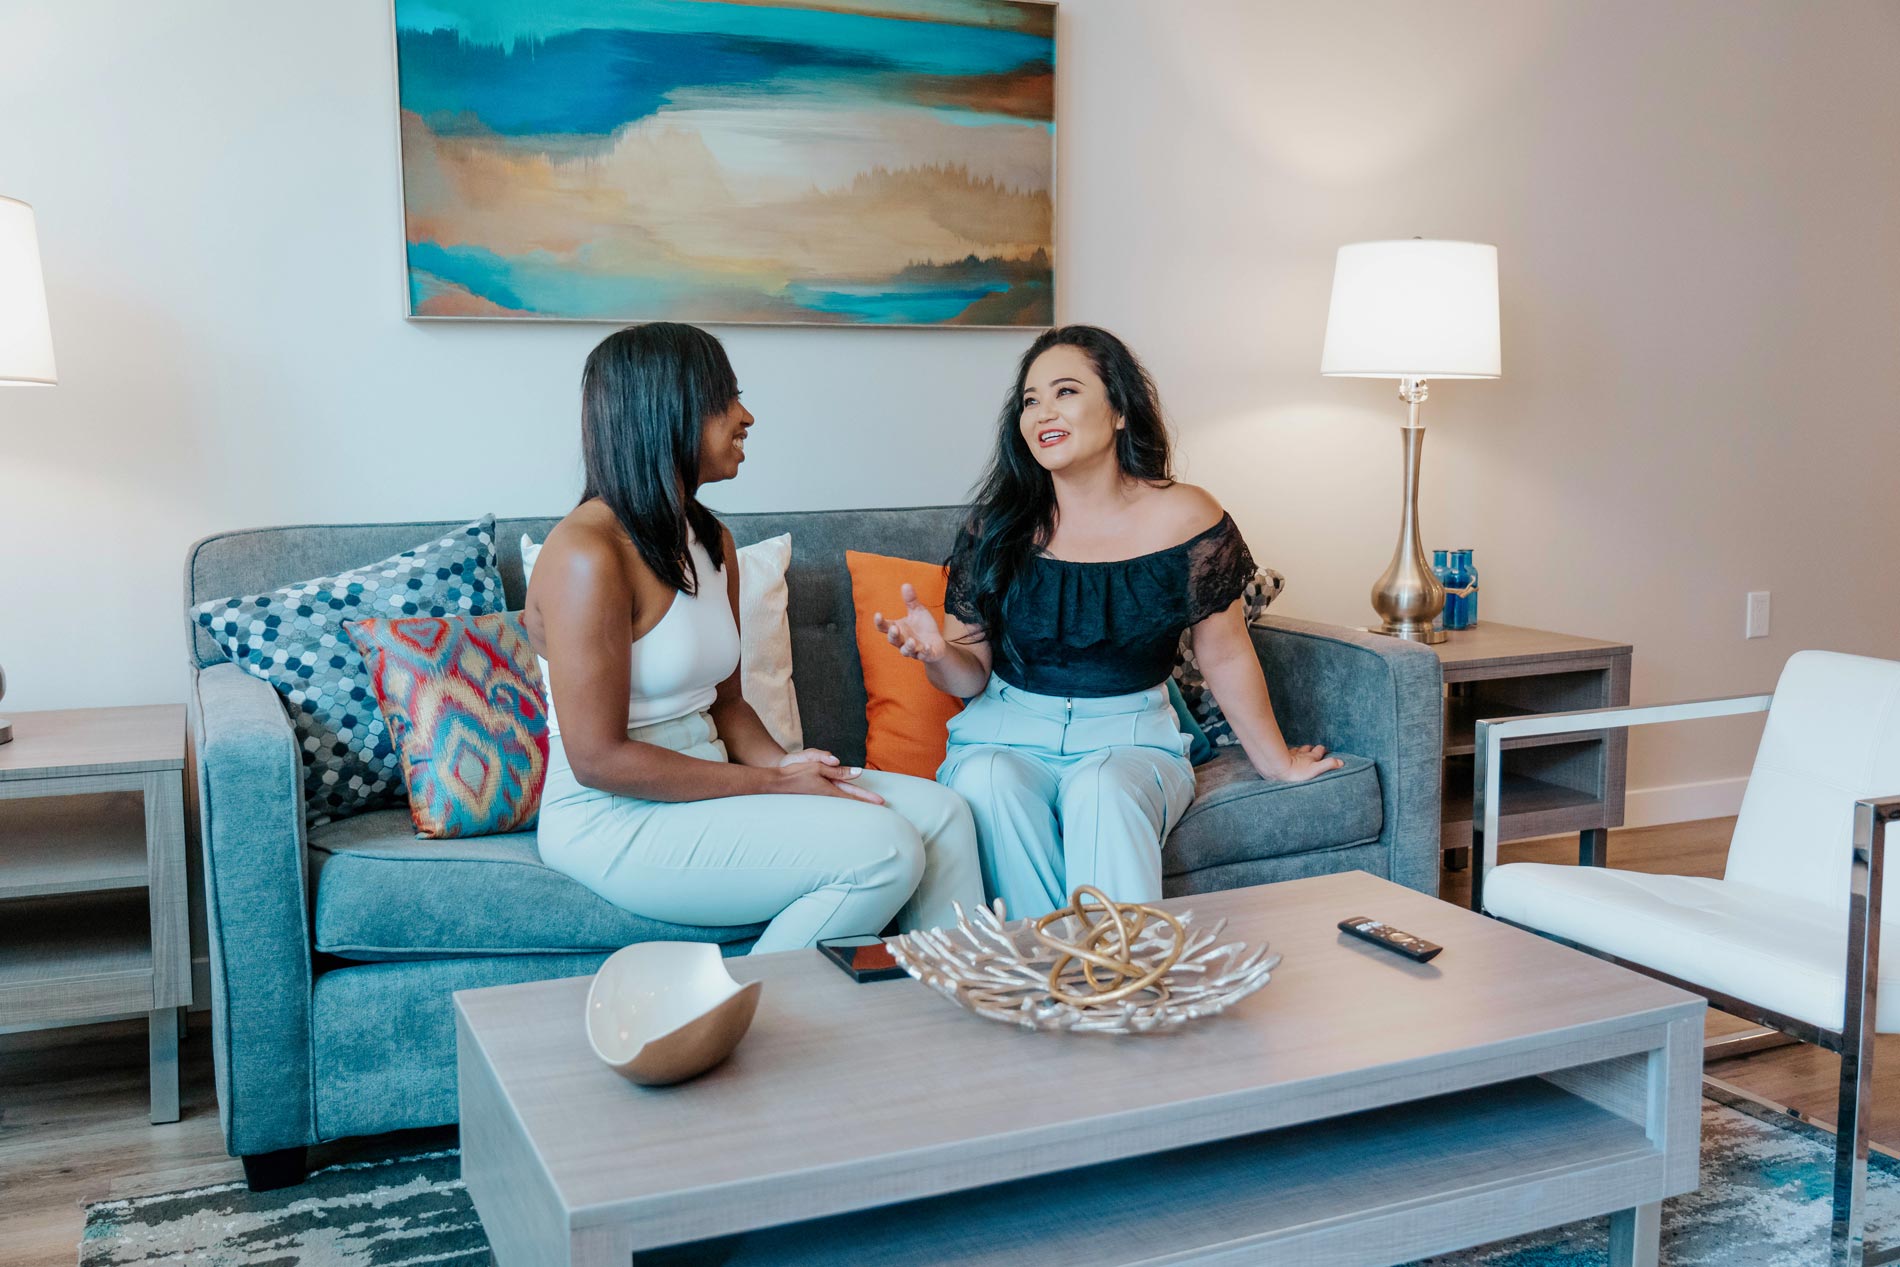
[520,531,803,751]
[733,534,803,751]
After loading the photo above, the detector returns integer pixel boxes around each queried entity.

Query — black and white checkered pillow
[195,517,503,826]
[1171,567,1285,748]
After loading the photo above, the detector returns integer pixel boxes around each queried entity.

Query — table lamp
[1321,239,1499,644]
[0,196,58,744]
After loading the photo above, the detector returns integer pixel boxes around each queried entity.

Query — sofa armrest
[1248,615,1444,894]
[189,662,317,1157]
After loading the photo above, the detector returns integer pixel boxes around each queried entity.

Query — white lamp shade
[1321,240,1500,379]
[0,196,57,386]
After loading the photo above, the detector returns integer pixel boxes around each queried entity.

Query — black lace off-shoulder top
[945,513,1256,698]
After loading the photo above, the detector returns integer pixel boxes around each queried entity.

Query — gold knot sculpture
[1031,886,1186,1008]
[888,886,1281,1034]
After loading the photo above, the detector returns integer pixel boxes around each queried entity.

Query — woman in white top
[525,323,982,953]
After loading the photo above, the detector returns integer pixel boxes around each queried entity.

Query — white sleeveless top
[542,532,740,736]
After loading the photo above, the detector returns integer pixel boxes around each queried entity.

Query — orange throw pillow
[845,550,966,779]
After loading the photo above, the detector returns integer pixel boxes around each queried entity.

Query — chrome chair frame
[1470,693,1900,1267]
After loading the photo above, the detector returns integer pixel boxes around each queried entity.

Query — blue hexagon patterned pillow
[194,517,504,826]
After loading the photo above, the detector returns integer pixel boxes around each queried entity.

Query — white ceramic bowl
[585,941,763,1086]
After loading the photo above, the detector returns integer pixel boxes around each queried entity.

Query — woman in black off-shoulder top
[870,325,1342,921]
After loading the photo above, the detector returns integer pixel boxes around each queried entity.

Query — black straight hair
[579,322,733,595]
[950,324,1174,641]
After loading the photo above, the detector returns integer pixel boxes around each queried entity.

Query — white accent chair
[1472,650,1900,1267]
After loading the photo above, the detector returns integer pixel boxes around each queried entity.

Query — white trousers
[937,678,1196,922]
[537,711,984,954]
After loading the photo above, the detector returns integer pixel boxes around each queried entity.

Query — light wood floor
[0,816,1887,1267]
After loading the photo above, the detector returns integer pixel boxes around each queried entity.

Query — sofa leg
[242,1146,308,1192]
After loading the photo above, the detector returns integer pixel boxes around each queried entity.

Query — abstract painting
[393,0,1056,326]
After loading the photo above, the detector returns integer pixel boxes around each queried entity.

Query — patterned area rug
[81,1149,481,1267]
[1406,1083,1899,1266]
[81,1088,1897,1266]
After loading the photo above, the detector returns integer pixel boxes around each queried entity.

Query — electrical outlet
[1746,591,1771,639]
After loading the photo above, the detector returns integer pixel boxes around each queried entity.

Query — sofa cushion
[345,612,550,839]
[194,516,505,827]
[1163,749,1382,877]
[845,549,964,779]
[312,952,612,1140]
[1164,842,1392,898]
[308,809,764,961]
[1484,864,1900,1033]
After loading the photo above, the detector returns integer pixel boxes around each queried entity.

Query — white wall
[4,1,1896,819]
[1056,0,1900,817]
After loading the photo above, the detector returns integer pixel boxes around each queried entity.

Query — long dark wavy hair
[950,325,1175,640]
[579,322,733,595]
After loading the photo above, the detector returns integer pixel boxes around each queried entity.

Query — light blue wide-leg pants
[936,679,1197,922]
[537,711,984,954]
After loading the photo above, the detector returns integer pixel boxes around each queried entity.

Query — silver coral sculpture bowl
[888,888,1280,1035]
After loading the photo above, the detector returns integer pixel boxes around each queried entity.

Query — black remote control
[1338,916,1442,963]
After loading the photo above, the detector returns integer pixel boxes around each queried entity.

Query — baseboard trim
[1622,776,1748,828]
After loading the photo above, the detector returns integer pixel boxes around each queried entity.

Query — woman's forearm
[566,737,779,801]
[709,695,786,768]
[1196,649,1300,779]
[925,644,991,699]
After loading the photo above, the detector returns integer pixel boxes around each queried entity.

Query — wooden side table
[0,705,191,1123]
[1430,624,1633,871]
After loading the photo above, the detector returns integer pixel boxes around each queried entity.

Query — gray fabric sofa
[185,506,1443,1188]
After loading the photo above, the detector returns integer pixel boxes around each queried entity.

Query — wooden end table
[0,705,191,1123]
[1430,623,1633,873]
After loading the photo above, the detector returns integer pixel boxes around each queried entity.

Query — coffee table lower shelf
[477,1076,1666,1267]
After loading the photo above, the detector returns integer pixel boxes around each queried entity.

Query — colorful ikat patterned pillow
[346,612,549,839]
[193,517,503,826]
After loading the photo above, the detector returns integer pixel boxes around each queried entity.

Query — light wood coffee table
[455,872,1703,1266]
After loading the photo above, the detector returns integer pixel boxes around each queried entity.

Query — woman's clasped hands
[774,747,884,804]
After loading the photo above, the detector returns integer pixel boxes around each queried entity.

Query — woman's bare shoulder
[537,504,637,588]
[1144,481,1225,541]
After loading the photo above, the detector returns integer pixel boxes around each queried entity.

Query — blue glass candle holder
[1445,549,1480,630]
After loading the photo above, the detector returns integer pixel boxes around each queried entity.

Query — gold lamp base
[1368,378,1449,645]
[1370,624,1449,645]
